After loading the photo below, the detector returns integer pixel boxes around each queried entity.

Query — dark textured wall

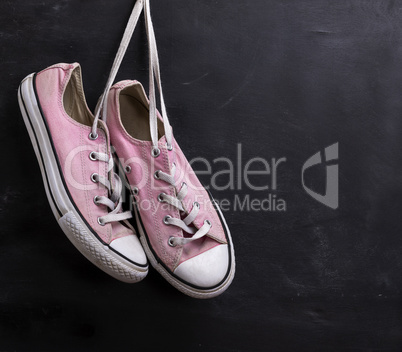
[1,1,402,351]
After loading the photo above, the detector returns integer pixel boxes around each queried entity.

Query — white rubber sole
[18,73,148,283]
[133,190,236,299]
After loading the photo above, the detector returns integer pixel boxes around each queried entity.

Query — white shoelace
[93,0,211,245]
[92,0,172,153]
[143,0,173,153]
[92,0,145,138]
[90,151,132,226]
[157,164,212,247]
[87,1,145,227]
[143,0,212,246]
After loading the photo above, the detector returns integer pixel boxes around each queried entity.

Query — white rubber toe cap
[110,235,147,266]
[173,244,229,288]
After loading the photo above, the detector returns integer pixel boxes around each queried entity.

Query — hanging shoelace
[142,0,212,246]
[88,1,145,227]
[92,0,145,134]
[94,0,212,245]
[143,0,173,155]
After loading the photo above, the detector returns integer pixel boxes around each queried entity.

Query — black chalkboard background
[1,1,402,351]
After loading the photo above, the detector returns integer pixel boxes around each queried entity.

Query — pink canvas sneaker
[97,0,235,298]
[17,63,148,282]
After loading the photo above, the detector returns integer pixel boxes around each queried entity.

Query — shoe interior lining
[63,67,93,127]
[119,84,165,141]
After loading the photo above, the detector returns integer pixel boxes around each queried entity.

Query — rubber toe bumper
[173,244,229,288]
[110,235,148,266]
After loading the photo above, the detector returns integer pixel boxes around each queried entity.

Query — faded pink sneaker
[17,63,148,282]
[105,79,235,298]
[99,0,235,298]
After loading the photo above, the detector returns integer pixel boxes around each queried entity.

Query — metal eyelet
[93,195,100,205]
[132,187,139,196]
[168,237,176,247]
[158,193,166,202]
[97,217,105,226]
[151,147,160,158]
[125,165,131,173]
[89,151,97,161]
[163,215,172,225]
[204,219,212,227]
[90,173,99,183]
[167,143,173,151]
[89,132,98,140]
[154,170,160,179]
[193,201,200,209]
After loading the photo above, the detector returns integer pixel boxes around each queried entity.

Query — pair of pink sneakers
[18,0,235,298]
